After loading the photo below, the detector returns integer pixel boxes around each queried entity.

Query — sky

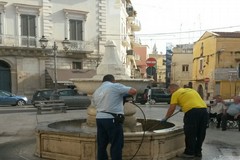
[131,0,240,53]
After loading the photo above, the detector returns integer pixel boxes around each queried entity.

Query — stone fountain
[71,40,151,94]
[35,40,185,160]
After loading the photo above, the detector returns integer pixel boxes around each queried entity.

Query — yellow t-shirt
[171,88,207,113]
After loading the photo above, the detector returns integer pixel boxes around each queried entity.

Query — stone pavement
[0,104,239,160]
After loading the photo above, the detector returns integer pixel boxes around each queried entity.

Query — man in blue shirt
[92,74,137,160]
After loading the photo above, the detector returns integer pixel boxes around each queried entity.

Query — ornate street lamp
[39,36,70,91]
[62,38,71,52]
[39,36,48,49]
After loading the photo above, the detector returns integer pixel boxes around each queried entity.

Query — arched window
[0,60,10,69]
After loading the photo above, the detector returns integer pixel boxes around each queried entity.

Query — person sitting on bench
[208,95,226,128]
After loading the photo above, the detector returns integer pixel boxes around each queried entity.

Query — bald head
[168,84,180,94]
[233,96,240,104]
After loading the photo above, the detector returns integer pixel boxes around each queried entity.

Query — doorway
[197,84,204,99]
[0,60,11,92]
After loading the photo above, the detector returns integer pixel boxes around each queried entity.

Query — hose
[128,101,147,160]
[147,109,182,131]
[124,96,181,160]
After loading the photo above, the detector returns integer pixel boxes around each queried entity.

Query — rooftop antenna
[152,43,158,54]
[179,23,182,44]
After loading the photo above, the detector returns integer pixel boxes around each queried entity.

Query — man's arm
[128,88,137,95]
[164,104,177,120]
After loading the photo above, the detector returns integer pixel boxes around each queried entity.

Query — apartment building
[171,44,193,87]
[193,31,240,100]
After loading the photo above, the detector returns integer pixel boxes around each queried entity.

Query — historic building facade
[192,31,240,100]
[0,0,141,98]
[171,44,193,87]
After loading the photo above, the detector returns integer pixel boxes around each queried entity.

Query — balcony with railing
[67,40,95,52]
[0,35,95,53]
[127,17,141,31]
[129,34,141,47]
[122,35,130,47]
[126,5,137,17]
[21,36,37,47]
[0,35,32,47]
[127,49,139,62]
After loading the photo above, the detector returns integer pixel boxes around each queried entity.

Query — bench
[34,100,67,114]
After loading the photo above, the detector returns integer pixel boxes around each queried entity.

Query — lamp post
[52,42,58,89]
[39,36,70,90]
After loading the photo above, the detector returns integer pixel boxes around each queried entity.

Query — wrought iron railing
[0,35,95,52]
[68,40,95,51]
[21,36,37,47]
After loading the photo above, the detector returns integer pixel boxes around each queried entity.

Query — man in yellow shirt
[162,84,208,158]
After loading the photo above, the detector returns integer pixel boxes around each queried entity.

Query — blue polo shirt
[227,103,240,116]
[92,81,131,119]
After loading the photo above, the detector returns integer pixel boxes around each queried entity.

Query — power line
[140,36,200,41]
[98,25,240,44]
[136,25,240,37]
[100,25,240,37]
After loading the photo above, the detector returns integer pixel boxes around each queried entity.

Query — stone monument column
[86,40,137,131]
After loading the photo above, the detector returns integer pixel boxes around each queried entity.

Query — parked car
[32,88,91,109]
[0,90,28,106]
[135,88,171,104]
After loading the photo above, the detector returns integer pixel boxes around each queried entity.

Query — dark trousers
[209,113,223,127]
[184,108,208,155]
[96,118,124,160]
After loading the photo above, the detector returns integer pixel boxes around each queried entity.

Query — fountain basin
[35,119,184,160]
[71,78,152,95]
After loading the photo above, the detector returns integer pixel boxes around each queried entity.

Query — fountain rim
[70,78,153,82]
[35,118,183,136]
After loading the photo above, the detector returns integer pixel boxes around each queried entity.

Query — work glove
[160,117,168,124]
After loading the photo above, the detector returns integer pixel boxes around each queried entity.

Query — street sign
[146,67,156,76]
[146,57,157,67]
